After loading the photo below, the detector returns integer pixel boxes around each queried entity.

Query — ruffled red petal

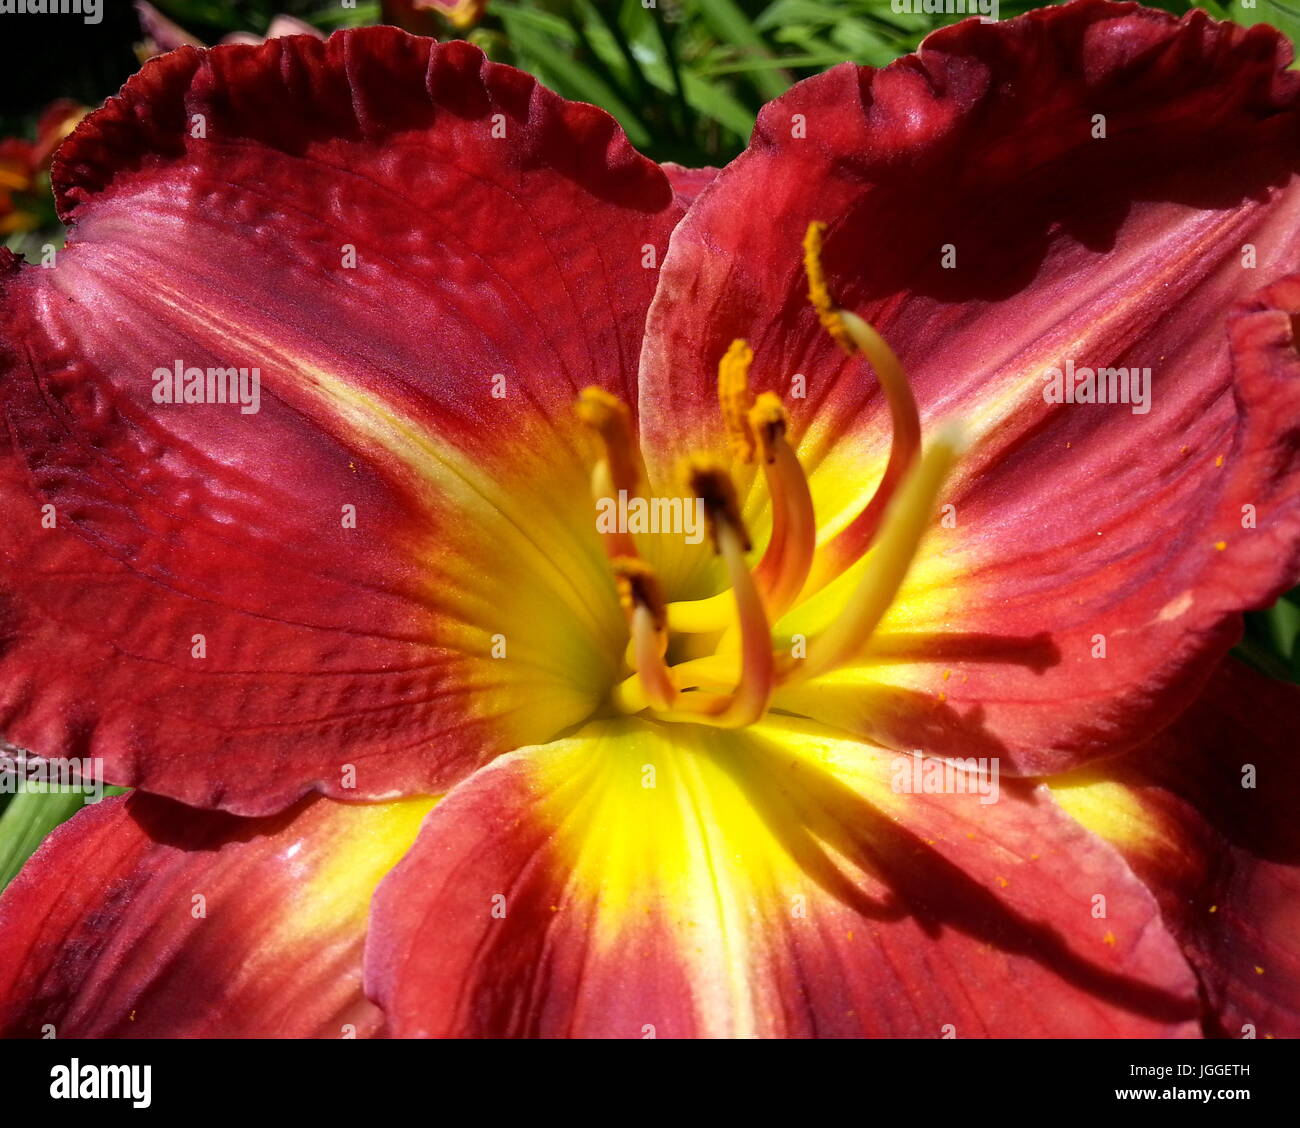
[0,792,432,1037]
[0,30,683,814]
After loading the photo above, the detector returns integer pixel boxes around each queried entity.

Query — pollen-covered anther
[717,338,757,464]
[747,392,788,464]
[746,392,816,619]
[611,556,676,711]
[652,454,775,728]
[576,386,647,497]
[611,556,667,633]
[682,454,751,553]
[803,220,855,354]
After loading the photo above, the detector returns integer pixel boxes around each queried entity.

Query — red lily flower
[1,1,1299,1037]
[0,100,85,234]
[382,0,489,36]
[133,0,324,57]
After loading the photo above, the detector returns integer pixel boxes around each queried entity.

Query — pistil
[783,425,962,684]
[801,222,921,590]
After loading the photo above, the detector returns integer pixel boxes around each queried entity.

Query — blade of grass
[682,70,757,140]
[579,0,656,108]
[694,0,792,101]
[500,13,653,148]
[646,2,692,135]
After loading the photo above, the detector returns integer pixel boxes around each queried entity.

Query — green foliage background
[1,0,1298,882]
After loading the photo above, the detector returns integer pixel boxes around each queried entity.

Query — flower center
[579,222,962,729]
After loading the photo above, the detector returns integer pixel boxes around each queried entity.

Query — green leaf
[500,12,654,147]
[693,0,793,100]
[1266,594,1300,659]
[830,19,897,64]
[0,786,116,891]
[311,2,381,28]
[700,50,855,75]
[682,70,758,139]
[754,0,852,30]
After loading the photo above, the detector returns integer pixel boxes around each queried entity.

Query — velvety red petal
[660,161,721,208]
[366,717,1200,1037]
[1052,659,1300,1038]
[641,0,1300,773]
[0,30,683,814]
[0,791,432,1037]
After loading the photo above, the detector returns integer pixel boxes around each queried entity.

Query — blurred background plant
[7,2,1300,182]
[0,0,1298,872]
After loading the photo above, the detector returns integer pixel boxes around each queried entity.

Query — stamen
[576,386,647,496]
[748,393,816,620]
[662,453,753,632]
[784,425,962,684]
[680,455,751,553]
[611,557,676,712]
[577,386,648,558]
[717,339,757,464]
[655,458,774,728]
[803,221,855,354]
[800,222,924,592]
[805,309,921,589]
[664,386,817,634]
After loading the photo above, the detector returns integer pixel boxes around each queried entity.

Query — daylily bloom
[133,0,324,58]
[1,0,1300,1037]
[382,0,490,36]
[0,100,84,235]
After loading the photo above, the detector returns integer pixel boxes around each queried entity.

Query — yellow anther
[681,454,751,553]
[611,555,676,712]
[611,556,667,632]
[747,392,788,464]
[717,339,757,464]
[803,221,854,354]
[577,385,647,487]
[576,385,626,427]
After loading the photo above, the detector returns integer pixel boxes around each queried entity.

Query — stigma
[585,221,960,728]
